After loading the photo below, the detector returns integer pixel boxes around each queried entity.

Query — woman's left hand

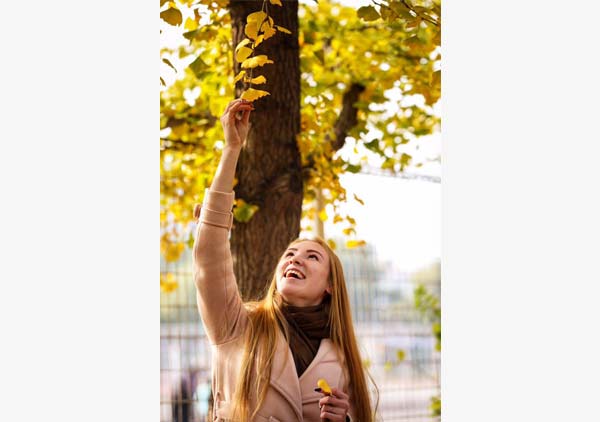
[319,387,350,421]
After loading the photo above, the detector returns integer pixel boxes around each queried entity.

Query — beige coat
[193,189,355,421]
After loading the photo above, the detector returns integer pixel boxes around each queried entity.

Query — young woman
[193,98,375,421]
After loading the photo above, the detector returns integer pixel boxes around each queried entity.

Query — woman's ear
[325,286,332,295]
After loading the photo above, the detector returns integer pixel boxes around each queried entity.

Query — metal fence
[160,239,440,422]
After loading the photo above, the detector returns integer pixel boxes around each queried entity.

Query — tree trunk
[228,0,302,301]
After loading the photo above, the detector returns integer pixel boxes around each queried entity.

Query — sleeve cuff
[193,188,235,230]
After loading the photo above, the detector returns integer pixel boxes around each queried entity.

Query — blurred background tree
[160,0,441,299]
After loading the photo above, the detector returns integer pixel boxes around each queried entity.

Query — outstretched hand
[220,98,254,148]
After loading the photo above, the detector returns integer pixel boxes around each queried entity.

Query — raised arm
[192,99,254,344]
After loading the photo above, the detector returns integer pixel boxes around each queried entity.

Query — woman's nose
[289,256,302,265]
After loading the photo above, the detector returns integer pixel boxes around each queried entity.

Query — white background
[1,1,599,421]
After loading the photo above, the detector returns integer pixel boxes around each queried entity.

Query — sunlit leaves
[160,0,440,266]
[244,21,259,40]
[235,46,254,62]
[240,88,270,102]
[248,75,267,84]
[241,55,274,69]
[247,11,269,25]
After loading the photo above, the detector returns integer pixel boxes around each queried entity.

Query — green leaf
[189,55,208,78]
[233,200,260,223]
[345,163,362,173]
[396,349,406,362]
[363,138,381,153]
[357,6,380,21]
[160,7,183,26]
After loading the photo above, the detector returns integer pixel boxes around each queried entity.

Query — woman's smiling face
[275,240,331,307]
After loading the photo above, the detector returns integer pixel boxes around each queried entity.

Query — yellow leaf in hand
[248,75,266,84]
[240,88,270,102]
[241,55,274,69]
[317,379,332,395]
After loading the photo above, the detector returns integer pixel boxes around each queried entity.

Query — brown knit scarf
[278,296,332,378]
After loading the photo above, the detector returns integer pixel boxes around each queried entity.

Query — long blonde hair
[230,237,378,421]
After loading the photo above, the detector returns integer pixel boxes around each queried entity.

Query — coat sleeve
[192,188,246,345]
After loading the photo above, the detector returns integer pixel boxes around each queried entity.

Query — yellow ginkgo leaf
[247,11,267,24]
[241,55,274,69]
[160,273,179,293]
[247,75,266,84]
[254,34,265,48]
[235,38,252,51]
[263,25,277,40]
[346,239,366,249]
[235,46,253,63]
[244,21,259,40]
[269,0,283,6]
[240,88,270,102]
[275,25,292,34]
[233,70,246,84]
[184,17,198,31]
[317,379,332,395]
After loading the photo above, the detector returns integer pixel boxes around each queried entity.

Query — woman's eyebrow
[287,247,324,259]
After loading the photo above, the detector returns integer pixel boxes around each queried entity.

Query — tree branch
[328,83,366,152]
[400,0,440,27]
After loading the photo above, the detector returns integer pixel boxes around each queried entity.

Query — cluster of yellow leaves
[160,0,441,284]
[233,4,292,102]
[297,0,439,246]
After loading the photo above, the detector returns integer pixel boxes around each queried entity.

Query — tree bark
[228,0,301,301]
